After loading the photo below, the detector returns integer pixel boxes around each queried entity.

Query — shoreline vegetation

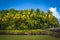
[0,29,60,38]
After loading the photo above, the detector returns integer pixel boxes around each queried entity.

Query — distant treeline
[0,8,59,30]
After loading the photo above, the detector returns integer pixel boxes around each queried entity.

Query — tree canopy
[0,8,59,30]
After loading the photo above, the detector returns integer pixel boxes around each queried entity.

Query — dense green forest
[0,8,59,30]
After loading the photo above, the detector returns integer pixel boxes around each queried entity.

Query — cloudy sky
[0,0,60,22]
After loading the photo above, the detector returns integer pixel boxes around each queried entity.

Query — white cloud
[49,7,60,19]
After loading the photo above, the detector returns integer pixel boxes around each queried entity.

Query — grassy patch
[0,35,60,40]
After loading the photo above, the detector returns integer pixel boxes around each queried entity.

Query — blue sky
[0,0,60,22]
[0,0,60,11]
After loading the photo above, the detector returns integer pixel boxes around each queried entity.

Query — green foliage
[0,8,59,30]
